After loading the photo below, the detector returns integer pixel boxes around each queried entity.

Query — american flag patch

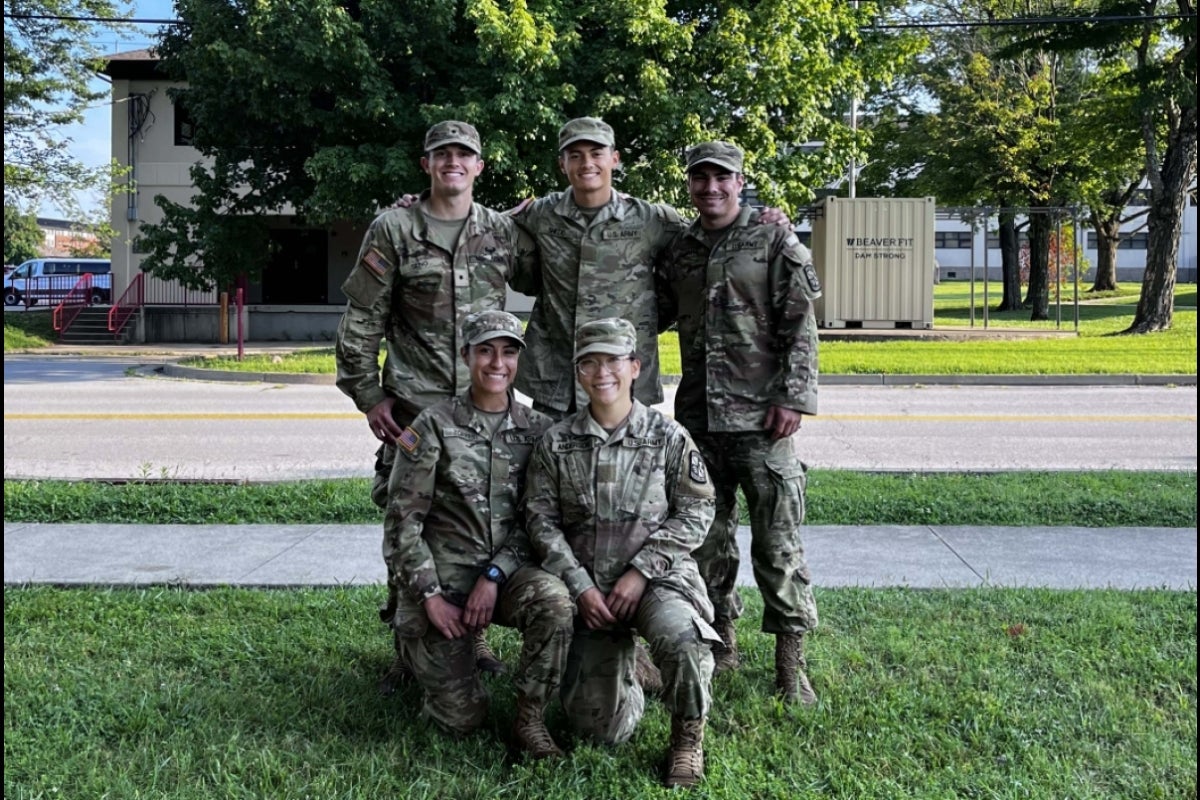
[362,248,392,277]
[397,427,420,452]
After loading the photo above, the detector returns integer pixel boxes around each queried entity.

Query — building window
[174,98,195,147]
[985,232,1030,249]
[935,231,973,249]
[1086,232,1150,250]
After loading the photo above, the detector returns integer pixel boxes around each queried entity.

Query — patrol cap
[574,317,637,359]
[461,310,525,348]
[558,117,615,150]
[424,120,481,155]
[686,140,744,174]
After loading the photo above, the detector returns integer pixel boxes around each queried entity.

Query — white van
[3,258,112,306]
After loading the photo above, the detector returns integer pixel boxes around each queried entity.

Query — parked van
[3,258,112,307]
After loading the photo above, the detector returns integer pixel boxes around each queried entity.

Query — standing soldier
[384,310,571,757]
[657,141,823,705]
[524,318,718,788]
[336,121,540,692]
[510,116,686,419]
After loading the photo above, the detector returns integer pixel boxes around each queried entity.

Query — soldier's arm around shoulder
[383,410,445,603]
[505,215,542,297]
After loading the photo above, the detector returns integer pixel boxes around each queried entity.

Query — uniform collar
[567,399,648,440]
[555,187,625,224]
[684,204,755,244]
[451,390,531,430]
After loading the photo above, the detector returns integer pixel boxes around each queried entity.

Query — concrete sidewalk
[4,522,1195,591]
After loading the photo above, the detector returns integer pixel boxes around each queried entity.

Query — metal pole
[982,210,990,329]
[848,0,859,198]
[236,287,245,361]
[969,216,977,327]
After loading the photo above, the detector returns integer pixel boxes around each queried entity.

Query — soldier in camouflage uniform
[656,142,823,706]
[336,121,540,691]
[510,117,687,418]
[524,318,718,789]
[385,310,572,756]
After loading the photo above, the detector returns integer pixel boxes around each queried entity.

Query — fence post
[236,287,245,361]
[219,291,229,344]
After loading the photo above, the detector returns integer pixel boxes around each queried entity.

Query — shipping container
[810,196,936,328]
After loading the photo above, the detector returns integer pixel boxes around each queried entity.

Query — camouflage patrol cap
[461,310,525,348]
[686,141,744,174]
[424,120,482,155]
[574,317,637,359]
[558,117,615,150]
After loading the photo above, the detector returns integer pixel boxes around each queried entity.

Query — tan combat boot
[474,630,507,675]
[634,640,664,695]
[512,694,563,759]
[774,633,817,706]
[377,633,414,696]
[664,716,706,788]
[712,618,740,674]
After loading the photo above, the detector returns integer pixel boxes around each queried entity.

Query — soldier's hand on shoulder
[391,193,420,209]
[758,206,792,227]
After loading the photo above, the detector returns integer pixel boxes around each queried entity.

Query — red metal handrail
[52,273,94,333]
[108,272,145,337]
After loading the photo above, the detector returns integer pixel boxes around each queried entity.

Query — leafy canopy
[140,0,918,290]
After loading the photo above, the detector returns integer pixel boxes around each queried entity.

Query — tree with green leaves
[4,204,43,265]
[3,0,131,209]
[864,0,1171,319]
[137,0,917,293]
[1011,0,1196,332]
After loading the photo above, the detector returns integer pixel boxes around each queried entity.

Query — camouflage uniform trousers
[398,565,574,736]
[691,430,819,635]
[561,586,717,745]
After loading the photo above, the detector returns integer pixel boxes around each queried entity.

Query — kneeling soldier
[384,310,571,757]
[524,317,719,787]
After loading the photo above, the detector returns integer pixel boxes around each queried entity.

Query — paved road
[3,355,1197,480]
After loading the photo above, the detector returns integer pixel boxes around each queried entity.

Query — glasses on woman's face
[575,354,632,377]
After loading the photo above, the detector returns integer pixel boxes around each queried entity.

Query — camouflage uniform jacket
[657,205,821,433]
[511,189,686,412]
[385,391,555,604]
[524,400,716,620]
[335,201,540,426]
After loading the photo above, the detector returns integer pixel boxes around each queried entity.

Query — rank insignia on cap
[362,247,392,278]
[688,451,708,484]
[397,427,421,452]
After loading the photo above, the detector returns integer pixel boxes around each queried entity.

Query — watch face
[486,566,502,582]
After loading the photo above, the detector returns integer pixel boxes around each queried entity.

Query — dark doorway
[262,229,328,304]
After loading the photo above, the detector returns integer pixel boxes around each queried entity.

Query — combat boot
[377,633,414,696]
[774,633,817,706]
[512,694,563,759]
[664,716,706,788]
[474,630,507,675]
[712,618,740,674]
[634,640,664,695]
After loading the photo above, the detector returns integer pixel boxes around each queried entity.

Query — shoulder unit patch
[688,450,708,484]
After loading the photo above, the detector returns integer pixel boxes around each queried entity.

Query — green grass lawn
[4,470,1195,527]
[9,282,1195,374]
[5,585,1195,799]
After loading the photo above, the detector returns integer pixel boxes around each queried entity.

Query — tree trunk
[1024,211,1052,320]
[995,212,1023,311]
[1088,210,1121,292]
[1127,116,1195,332]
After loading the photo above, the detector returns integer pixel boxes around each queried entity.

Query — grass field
[5,586,1195,799]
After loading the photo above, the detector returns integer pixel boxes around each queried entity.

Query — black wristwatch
[483,564,507,586]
